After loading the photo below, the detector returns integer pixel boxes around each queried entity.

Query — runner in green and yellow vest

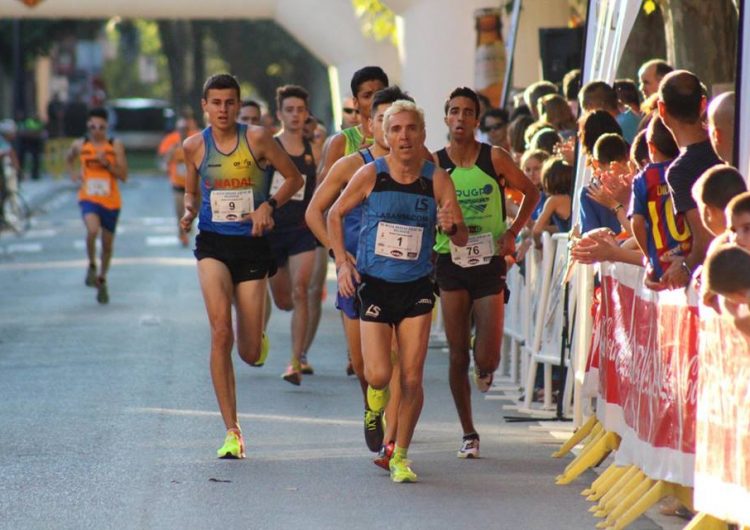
[433,87,540,459]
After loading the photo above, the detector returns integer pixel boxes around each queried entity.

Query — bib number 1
[375,221,423,261]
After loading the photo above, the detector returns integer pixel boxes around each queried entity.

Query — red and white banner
[590,262,698,486]
[694,306,750,525]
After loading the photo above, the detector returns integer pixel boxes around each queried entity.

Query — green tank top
[434,143,507,254]
[342,126,372,156]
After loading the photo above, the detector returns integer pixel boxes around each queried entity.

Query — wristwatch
[267,197,278,210]
[680,259,692,277]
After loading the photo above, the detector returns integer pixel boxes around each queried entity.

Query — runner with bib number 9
[180,74,304,460]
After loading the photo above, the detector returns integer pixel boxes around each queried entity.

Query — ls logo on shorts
[365,304,381,318]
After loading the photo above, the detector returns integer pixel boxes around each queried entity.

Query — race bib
[86,178,110,197]
[210,189,254,222]
[375,221,423,261]
[450,232,494,268]
[270,171,306,201]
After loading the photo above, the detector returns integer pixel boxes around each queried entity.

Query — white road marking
[0,256,195,271]
[146,235,179,247]
[23,229,57,239]
[5,243,43,253]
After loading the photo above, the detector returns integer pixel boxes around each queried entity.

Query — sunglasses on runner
[342,107,359,115]
[485,123,506,132]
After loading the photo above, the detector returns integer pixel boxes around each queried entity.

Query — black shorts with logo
[194,231,277,284]
[435,253,508,301]
[267,225,318,268]
[357,274,435,325]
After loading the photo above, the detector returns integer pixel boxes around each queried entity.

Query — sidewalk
[20,174,78,213]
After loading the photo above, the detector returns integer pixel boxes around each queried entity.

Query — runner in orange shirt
[159,115,200,246]
[66,108,128,304]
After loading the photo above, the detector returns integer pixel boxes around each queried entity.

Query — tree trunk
[157,20,189,113]
[188,21,206,116]
[659,0,738,90]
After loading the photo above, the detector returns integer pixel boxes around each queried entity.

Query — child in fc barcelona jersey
[629,116,690,284]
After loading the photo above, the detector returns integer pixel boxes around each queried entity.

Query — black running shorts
[435,254,507,301]
[194,231,277,284]
[357,274,435,325]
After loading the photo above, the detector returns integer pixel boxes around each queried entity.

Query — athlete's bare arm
[111,139,128,182]
[245,126,304,236]
[492,146,539,232]
[305,153,363,248]
[65,139,83,182]
[327,163,377,297]
[433,167,468,247]
[180,132,204,233]
[317,133,347,186]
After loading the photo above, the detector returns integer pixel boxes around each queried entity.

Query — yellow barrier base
[594,469,646,518]
[683,512,730,530]
[556,431,620,485]
[582,462,619,497]
[586,465,628,501]
[589,466,638,514]
[605,481,695,530]
[552,416,599,458]
[597,476,654,528]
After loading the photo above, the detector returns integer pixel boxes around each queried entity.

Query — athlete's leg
[268,264,293,311]
[197,258,239,431]
[441,289,475,435]
[82,213,100,267]
[393,312,432,450]
[383,336,400,443]
[343,314,368,405]
[360,320,395,390]
[100,228,115,280]
[287,249,316,366]
[302,246,328,353]
[234,277,270,365]
[472,293,504,377]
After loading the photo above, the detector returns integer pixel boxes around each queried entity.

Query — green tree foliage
[0,20,103,69]
[351,0,398,46]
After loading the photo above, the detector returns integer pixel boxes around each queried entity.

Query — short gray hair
[383,99,425,133]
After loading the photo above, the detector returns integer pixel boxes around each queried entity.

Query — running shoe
[96,277,109,305]
[366,385,390,413]
[85,264,97,287]
[373,440,395,470]
[364,408,384,452]
[250,333,269,367]
[300,354,314,375]
[457,435,480,459]
[389,456,418,483]
[281,364,301,386]
[216,430,245,459]
[473,366,493,393]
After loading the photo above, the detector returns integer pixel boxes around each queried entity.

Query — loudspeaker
[538,27,584,85]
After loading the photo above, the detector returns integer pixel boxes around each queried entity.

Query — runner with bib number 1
[328,99,467,483]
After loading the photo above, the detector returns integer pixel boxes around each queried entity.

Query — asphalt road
[0,175,668,530]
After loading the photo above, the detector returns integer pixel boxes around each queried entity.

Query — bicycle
[0,156,31,235]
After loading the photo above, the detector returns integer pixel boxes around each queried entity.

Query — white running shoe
[457,436,480,459]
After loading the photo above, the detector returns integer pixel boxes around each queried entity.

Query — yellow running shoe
[217,430,245,459]
[251,333,269,367]
[389,456,418,483]
[366,385,390,413]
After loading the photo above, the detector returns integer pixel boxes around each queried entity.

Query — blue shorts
[79,201,120,233]
[336,288,360,320]
[267,226,317,268]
